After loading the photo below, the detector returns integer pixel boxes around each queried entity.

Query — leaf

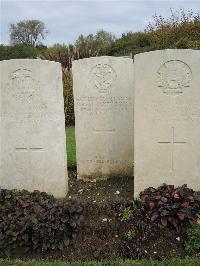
[151,212,158,222]
[177,212,186,220]
[160,209,170,216]
[149,201,155,210]
[4,249,11,257]
[0,232,4,240]
[161,197,168,203]
[64,239,70,247]
[161,217,168,227]
[174,193,180,199]
[182,200,189,207]
[189,218,196,226]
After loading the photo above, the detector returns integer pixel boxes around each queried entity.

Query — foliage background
[1,9,199,125]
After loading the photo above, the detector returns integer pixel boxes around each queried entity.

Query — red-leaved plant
[139,184,200,231]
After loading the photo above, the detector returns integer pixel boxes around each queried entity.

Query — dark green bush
[0,45,12,60]
[0,44,38,61]
[0,189,84,254]
[10,44,38,59]
[63,70,75,126]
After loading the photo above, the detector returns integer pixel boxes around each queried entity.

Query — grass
[0,258,199,266]
[66,126,76,168]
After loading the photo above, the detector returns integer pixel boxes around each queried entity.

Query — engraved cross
[16,147,43,152]
[15,146,44,171]
[158,127,186,171]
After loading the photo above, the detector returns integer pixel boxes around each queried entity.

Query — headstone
[134,49,200,196]
[0,59,68,198]
[73,56,134,180]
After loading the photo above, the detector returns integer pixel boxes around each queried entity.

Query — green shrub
[0,45,12,60]
[0,189,84,255]
[10,44,38,59]
[0,44,38,61]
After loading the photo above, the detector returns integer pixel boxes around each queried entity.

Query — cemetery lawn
[66,126,76,168]
[0,258,200,266]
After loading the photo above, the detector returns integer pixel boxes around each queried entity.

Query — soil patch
[68,169,134,204]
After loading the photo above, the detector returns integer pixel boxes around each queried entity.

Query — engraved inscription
[3,68,50,118]
[158,127,187,170]
[147,99,200,122]
[157,60,192,95]
[80,155,123,165]
[93,129,116,133]
[90,64,117,93]
[76,96,132,114]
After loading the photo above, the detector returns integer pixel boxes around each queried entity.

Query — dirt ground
[68,169,134,204]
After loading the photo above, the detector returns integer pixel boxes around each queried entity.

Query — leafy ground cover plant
[0,189,84,255]
[139,184,200,231]
[121,207,133,221]
[125,229,137,240]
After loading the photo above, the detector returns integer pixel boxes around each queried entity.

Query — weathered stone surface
[73,56,134,180]
[0,59,68,198]
[134,49,200,196]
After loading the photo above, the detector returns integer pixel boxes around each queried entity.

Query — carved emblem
[9,68,36,102]
[157,60,192,94]
[90,64,117,93]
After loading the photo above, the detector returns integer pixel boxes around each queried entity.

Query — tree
[9,20,48,46]
[75,30,115,56]
[146,9,200,49]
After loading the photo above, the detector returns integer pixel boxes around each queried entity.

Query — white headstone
[73,56,134,180]
[134,49,200,196]
[0,59,68,198]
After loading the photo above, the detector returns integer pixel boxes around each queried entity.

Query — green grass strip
[66,126,76,168]
[0,257,199,266]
